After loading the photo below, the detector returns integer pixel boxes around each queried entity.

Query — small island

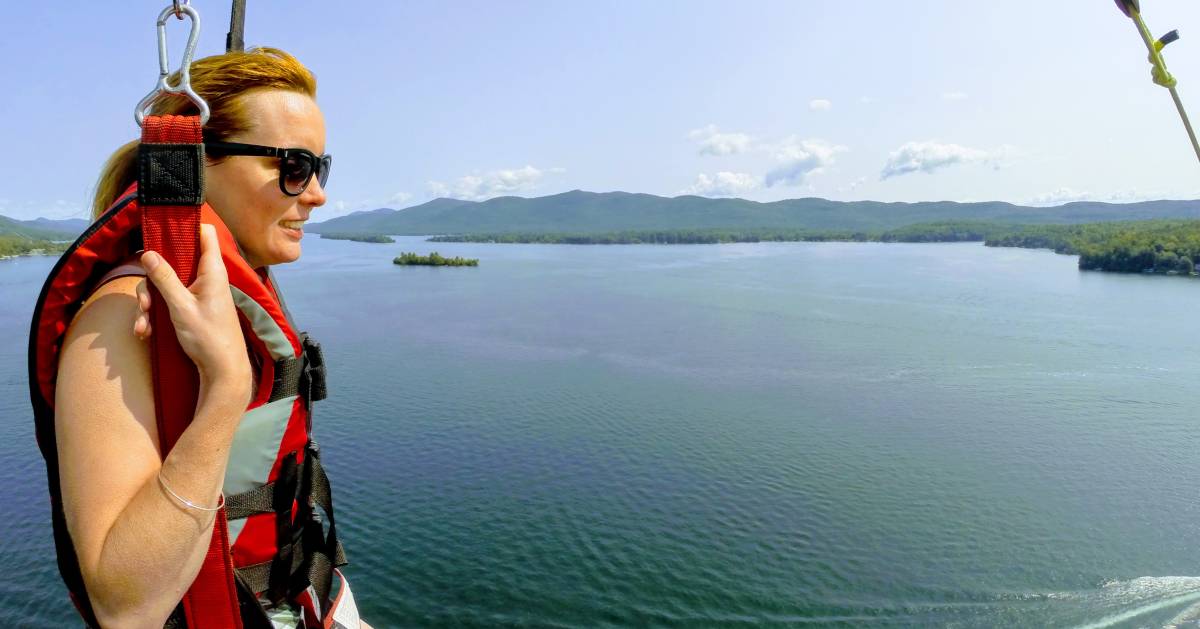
[321,232,395,243]
[393,251,479,267]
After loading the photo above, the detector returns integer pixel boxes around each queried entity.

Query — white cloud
[388,191,413,206]
[427,165,555,201]
[765,138,846,187]
[680,172,763,197]
[687,124,753,156]
[941,91,968,101]
[1026,187,1092,206]
[838,176,868,194]
[1025,187,1170,206]
[859,96,874,104]
[809,99,832,111]
[880,140,1002,179]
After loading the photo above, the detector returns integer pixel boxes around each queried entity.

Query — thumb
[196,223,230,286]
[140,250,193,308]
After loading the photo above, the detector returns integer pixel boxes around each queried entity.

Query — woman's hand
[137,224,251,393]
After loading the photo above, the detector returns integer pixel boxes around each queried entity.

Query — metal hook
[172,0,189,20]
[134,4,210,126]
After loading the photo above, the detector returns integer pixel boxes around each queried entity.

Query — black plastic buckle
[298,333,327,409]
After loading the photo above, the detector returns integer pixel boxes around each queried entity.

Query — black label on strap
[138,143,205,206]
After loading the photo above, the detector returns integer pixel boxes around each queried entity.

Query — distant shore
[0,235,67,260]
[320,232,395,244]
[425,219,1200,276]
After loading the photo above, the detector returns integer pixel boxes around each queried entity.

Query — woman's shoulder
[74,274,142,330]
[61,275,149,376]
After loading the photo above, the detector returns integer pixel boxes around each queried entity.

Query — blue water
[5,238,1200,627]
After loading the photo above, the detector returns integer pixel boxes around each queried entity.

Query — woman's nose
[301,176,327,208]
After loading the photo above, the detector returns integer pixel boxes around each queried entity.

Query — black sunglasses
[204,140,332,196]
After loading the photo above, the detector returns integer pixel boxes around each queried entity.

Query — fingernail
[143,251,160,271]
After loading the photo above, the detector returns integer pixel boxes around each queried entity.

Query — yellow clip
[1152,64,1177,88]
[1133,10,1177,88]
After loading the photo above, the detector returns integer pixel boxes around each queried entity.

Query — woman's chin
[247,244,302,268]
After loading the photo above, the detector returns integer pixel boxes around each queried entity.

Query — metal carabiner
[134,3,210,127]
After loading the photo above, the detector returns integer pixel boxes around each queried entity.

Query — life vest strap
[225,440,347,620]
[139,114,244,629]
[268,333,329,405]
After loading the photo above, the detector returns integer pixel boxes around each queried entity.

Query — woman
[36,48,368,627]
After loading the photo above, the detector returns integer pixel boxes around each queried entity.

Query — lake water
[4,237,1200,627]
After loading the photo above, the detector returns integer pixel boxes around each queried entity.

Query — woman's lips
[279,219,305,238]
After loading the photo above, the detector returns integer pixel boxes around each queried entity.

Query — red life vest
[28,184,358,627]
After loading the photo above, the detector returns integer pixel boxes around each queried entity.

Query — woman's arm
[55,225,252,628]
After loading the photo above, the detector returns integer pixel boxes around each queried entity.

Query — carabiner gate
[134,3,210,127]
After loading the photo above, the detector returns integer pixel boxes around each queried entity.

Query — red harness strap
[140,114,243,629]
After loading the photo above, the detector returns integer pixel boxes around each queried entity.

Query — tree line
[0,235,68,258]
[427,222,1026,246]
[985,220,1200,274]
[393,251,479,266]
[320,232,395,243]
[427,219,1200,276]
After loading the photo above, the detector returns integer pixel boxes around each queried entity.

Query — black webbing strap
[301,334,328,404]
[227,442,347,616]
[224,480,276,521]
[269,358,304,403]
[267,333,328,405]
[269,453,301,603]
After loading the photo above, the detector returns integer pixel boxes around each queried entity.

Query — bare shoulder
[58,275,152,414]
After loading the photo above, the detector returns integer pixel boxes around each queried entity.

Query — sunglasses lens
[317,156,332,188]
[281,155,314,195]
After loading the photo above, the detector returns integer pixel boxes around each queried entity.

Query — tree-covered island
[320,232,395,243]
[393,251,479,267]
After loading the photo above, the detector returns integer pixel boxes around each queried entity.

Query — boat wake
[1065,577,1200,629]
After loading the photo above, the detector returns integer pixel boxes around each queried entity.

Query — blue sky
[4,1,1200,220]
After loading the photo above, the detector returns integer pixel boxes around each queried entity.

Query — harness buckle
[134,4,210,126]
[299,334,328,409]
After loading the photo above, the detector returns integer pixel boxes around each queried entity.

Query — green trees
[0,235,68,258]
[987,220,1200,275]
[423,219,1200,277]
[320,232,395,243]
[393,251,479,266]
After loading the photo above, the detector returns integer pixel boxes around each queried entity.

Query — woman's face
[205,89,327,268]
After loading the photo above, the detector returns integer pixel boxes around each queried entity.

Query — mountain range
[309,190,1200,235]
[0,215,87,240]
[12,191,1200,242]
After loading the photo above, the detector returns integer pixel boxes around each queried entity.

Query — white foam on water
[1164,600,1200,628]
[1068,577,1200,629]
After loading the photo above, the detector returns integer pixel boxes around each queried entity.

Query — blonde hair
[91,47,317,219]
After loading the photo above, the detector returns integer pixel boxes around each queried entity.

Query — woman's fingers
[195,224,229,289]
[133,315,152,339]
[134,279,153,339]
[136,278,151,313]
[140,250,192,309]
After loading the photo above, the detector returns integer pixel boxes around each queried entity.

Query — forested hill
[0,214,84,240]
[309,190,1200,236]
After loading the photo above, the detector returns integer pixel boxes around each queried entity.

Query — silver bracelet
[157,470,224,512]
